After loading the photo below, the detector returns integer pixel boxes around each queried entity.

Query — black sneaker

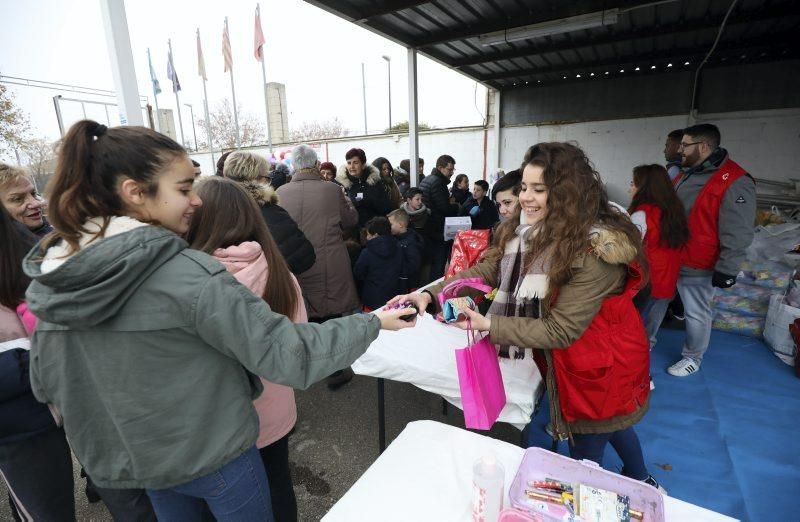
[326,367,354,390]
[644,475,668,495]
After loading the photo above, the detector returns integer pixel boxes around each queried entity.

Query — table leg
[378,378,386,453]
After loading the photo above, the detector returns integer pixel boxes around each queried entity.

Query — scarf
[487,213,553,358]
[401,202,429,216]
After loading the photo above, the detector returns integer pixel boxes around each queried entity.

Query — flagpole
[225,17,241,148]
[168,39,185,146]
[256,4,272,153]
[147,48,162,132]
[197,28,215,166]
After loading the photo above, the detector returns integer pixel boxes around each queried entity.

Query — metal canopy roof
[303,0,800,90]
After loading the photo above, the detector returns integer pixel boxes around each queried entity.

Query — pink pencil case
[509,448,665,521]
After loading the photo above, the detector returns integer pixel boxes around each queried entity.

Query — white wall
[502,109,800,203]
[191,108,800,205]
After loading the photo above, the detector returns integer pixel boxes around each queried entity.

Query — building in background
[157,109,177,142]
[267,82,289,144]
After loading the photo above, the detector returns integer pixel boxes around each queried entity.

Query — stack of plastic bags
[712,220,800,338]
[763,275,800,365]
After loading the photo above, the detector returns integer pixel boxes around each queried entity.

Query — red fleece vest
[633,204,682,299]
[551,263,650,423]
[682,159,748,270]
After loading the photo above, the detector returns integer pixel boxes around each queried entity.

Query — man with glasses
[668,124,756,377]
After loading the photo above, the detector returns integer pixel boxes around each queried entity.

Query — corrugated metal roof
[303,0,800,90]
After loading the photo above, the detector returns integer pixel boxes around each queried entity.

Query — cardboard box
[444,216,472,241]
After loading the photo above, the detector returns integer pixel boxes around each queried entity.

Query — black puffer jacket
[418,170,459,240]
[335,164,393,228]
[241,182,317,275]
[450,187,470,206]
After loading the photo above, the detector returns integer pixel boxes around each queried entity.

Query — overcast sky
[0,0,488,148]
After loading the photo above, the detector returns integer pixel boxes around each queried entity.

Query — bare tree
[198,98,265,150]
[22,137,58,192]
[290,118,347,142]
[23,137,57,175]
[0,83,31,159]
[385,120,432,133]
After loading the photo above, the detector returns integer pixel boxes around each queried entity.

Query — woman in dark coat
[371,157,403,209]
[223,151,316,275]
[335,149,393,229]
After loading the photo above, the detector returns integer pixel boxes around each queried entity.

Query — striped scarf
[487,214,553,358]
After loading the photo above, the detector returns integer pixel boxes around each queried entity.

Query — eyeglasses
[678,141,704,150]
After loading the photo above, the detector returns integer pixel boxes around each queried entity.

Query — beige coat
[276,168,360,318]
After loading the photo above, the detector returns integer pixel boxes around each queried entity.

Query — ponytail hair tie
[93,124,108,140]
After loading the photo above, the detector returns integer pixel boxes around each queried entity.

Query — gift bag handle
[439,277,494,307]
[465,319,487,346]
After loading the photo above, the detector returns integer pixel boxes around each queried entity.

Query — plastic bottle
[471,453,505,522]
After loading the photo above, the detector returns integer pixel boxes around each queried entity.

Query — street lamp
[382,55,392,131]
[184,103,198,151]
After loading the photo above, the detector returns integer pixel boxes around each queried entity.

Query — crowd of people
[0,119,755,521]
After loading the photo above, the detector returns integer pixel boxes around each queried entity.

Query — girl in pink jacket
[186,177,304,522]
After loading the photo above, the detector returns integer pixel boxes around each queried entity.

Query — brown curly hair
[487,142,647,294]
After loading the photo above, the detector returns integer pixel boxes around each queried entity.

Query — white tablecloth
[323,421,738,522]
[353,309,541,428]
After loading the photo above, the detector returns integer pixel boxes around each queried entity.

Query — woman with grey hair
[223,151,316,275]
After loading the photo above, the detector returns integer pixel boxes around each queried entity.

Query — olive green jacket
[24,225,379,489]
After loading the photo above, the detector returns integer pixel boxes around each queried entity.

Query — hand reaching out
[450,306,491,332]
[386,292,431,317]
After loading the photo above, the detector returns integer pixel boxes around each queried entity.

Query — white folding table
[323,420,738,522]
[353,304,542,450]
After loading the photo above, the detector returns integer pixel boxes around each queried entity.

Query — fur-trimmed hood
[589,226,638,266]
[240,181,279,206]
[335,163,382,189]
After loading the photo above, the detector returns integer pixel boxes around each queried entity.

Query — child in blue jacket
[354,217,405,310]
[388,209,423,291]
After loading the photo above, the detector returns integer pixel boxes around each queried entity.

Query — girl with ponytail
[23,120,415,520]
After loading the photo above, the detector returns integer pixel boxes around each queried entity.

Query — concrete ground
[0,374,522,521]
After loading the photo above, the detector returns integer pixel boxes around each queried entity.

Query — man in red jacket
[668,124,756,377]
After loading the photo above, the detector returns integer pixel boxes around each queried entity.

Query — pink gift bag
[455,323,507,430]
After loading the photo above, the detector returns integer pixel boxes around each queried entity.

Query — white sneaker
[667,357,700,377]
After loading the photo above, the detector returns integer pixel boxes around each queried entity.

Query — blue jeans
[642,297,672,349]
[147,446,273,522]
[676,275,715,362]
[569,428,649,481]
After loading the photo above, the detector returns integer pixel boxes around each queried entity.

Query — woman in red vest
[391,142,665,491]
[628,164,689,348]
